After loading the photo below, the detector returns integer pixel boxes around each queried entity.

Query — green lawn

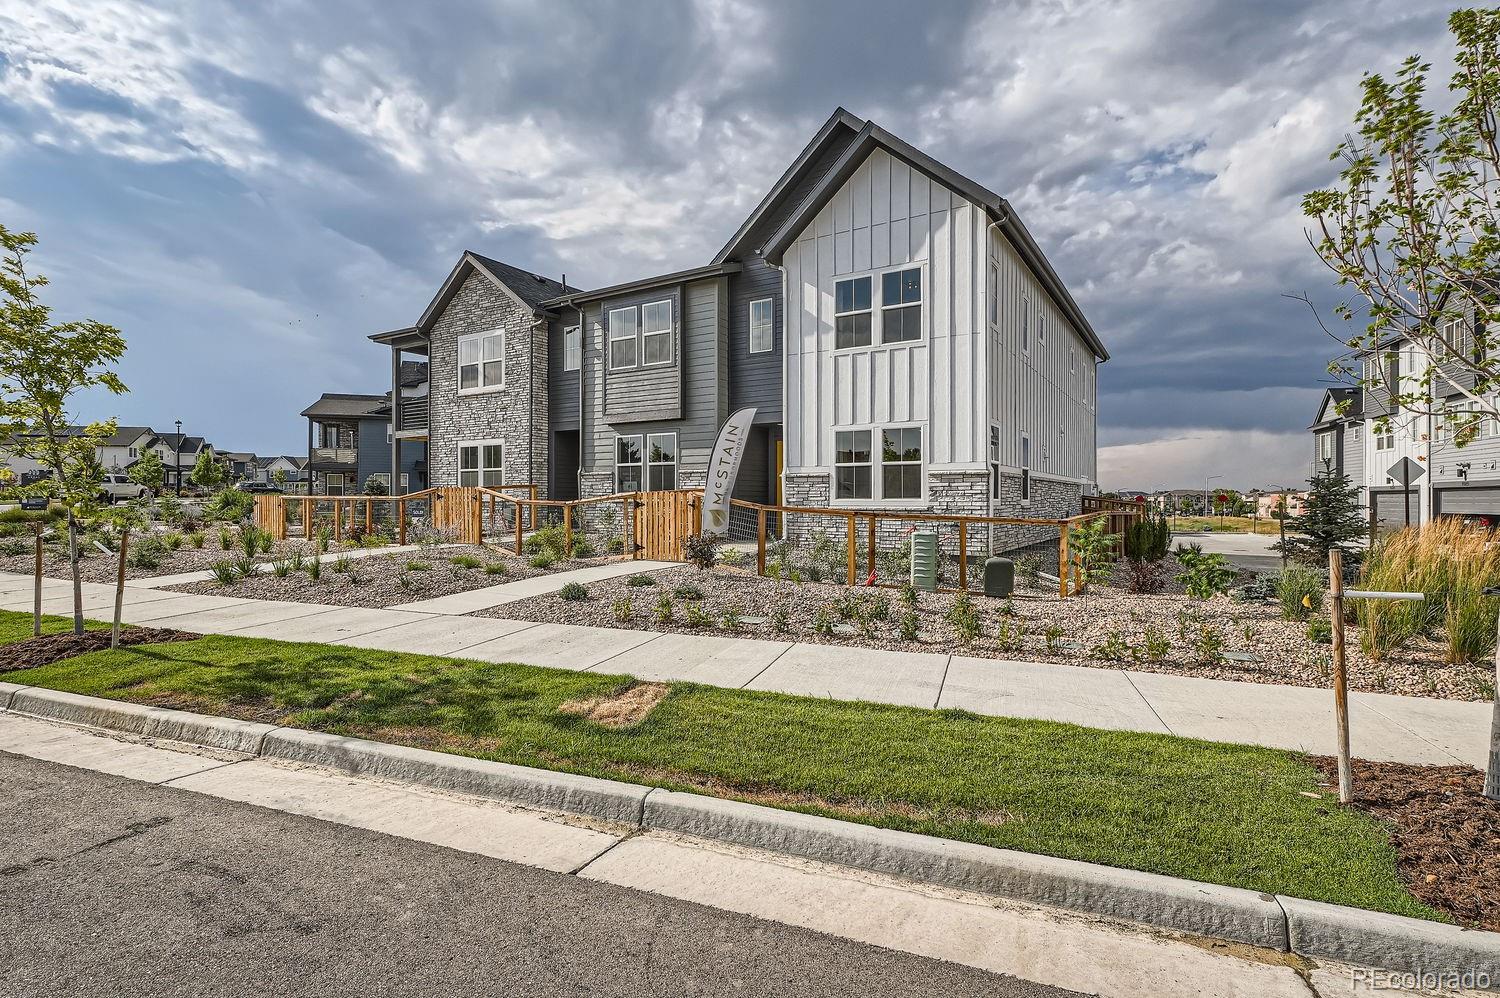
[4,631,1439,922]
[0,608,104,645]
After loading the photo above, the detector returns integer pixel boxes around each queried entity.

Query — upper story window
[1318,432,1334,466]
[987,263,998,328]
[458,330,504,392]
[1070,346,1076,376]
[608,307,638,370]
[1021,295,1030,352]
[880,268,922,343]
[563,325,581,372]
[749,298,774,354]
[641,299,672,366]
[1038,311,1047,346]
[647,433,677,491]
[1374,425,1395,450]
[835,276,872,349]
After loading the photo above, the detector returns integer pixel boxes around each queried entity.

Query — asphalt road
[0,752,1080,998]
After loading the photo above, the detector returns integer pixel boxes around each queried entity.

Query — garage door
[1434,486,1500,516]
[1371,490,1420,530]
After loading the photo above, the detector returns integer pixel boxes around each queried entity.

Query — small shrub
[218,526,234,550]
[1306,616,1332,644]
[626,574,658,588]
[1275,566,1324,621]
[1091,631,1131,661]
[765,562,783,582]
[681,533,721,571]
[612,596,633,622]
[898,611,919,642]
[529,552,556,569]
[233,553,256,578]
[449,554,482,570]
[188,530,205,549]
[879,539,912,581]
[406,560,430,571]
[812,609,835,635]
[898,582,918,609]
[864,593,891,621]
[1174,544,1235,600]
[1044,624,1064,653]
[672,583,703,601]
[1139,626,1172,663]
[719,606,743,631]
[307,556,321,581]
[484,563,508,576]
[945,593,980,645]
[1123,558,1167,594]
[1123,510,1171,562]
[258,530,274,555]
[1191,625,1225,664]
[571,535,597,559]
[210,560,240,587]
[654,594,675,624]
[240,525,263,560]
[271,557,292,578]
[683,604,713,627]
[719,546,747,569]
[770,602,790,633]
[1015,555,1043,590]
[127,533,168,570]
[289,548,306,572]
[559,581,590,602]
[333,552,352,573]
[162,531,184,551]
[995,619,1025,653]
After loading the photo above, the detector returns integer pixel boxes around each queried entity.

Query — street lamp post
[1204,475,1222,525]
[1265,485,1289,568]
[174,419,182,496]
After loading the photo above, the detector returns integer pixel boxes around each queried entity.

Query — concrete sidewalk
[1,570,1490,767]
[389,558,678,613]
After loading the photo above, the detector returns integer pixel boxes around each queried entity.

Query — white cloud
[1100,429,1311,491]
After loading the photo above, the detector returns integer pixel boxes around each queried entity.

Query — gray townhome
[1312,303,1500,529]
[301,361,429,495]
[372,108,1107,536]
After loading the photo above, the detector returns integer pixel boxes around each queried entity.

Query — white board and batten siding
[782,145,1098,496]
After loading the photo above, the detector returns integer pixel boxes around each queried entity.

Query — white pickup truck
[99,473,151,504]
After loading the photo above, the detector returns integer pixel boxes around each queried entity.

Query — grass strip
[4,624,1440,922]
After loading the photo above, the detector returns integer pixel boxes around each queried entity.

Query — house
[96,426,158,471]
[255,455,307,488]
[1312,311,1499,529]
[218,451,260,482]
[371,109,1106,540]
[1254,491,1307,519]
[150,432,213,492]
[300,373,428,495]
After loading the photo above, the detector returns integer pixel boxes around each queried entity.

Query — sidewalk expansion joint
[738,643,794,689]
[582,633,664,673]
[1122,671,1175,736]
[933,655,953,709]
[157,758,247,787]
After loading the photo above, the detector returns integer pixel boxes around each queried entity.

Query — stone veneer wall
[989,473,1082,554]
[425,271,549,497]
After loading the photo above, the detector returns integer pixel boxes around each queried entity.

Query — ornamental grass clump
[1357,519,1500,664]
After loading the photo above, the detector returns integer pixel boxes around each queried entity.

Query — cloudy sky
[0,0,1461,488]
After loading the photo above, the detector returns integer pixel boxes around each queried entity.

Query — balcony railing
[310,446,358,466]
[397,395,428,433]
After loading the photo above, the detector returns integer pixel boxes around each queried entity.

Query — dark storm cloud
[0,0,1464,479]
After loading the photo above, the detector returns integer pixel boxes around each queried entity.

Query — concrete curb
[260,727,652,825]
[9,687,274,755]
[644,790,1287,949]
[5,684,1498,982]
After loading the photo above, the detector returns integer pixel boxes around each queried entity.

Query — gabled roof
[258,455,306,470]
[152,432,207,454]
[99,425,155,448]
[543,262,742,309]
[759,119,1108,362]
[377,253,582,347]
[299,393,387,420]
[712,107,866,265]
[1310,386,1363,429]
[467,253,575,312]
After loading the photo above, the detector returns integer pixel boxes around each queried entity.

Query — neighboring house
[219,451,260,482]
[300,387,427,496]
[370,108,1106,540]
[150,433,213,491]
[255,455,307,488]
[1254,492,1307,519]
[1312,307,1499,529]
[97,426,158,471]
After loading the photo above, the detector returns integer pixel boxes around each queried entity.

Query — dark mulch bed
[1312,756,1500,930]
[0,627,198,674]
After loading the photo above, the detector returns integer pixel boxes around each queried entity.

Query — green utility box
[983,556,1015,598]
[910,530,939,592]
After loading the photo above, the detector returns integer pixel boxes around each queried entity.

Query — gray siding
[548,316,581,430]
[356,418,425,490]
[602,287,683,423]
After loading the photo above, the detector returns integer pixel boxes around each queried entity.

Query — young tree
[1300,9,1500,443]
[271,467,288,490]
[0,224,127,634]
[189,449,225,491]
[1275,469,1367,565]
[127,448,164,493]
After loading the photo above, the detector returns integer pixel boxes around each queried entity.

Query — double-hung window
[641,300,672,366]
[458,330,504,392]
[881,427,922,499]
[1318,433,1334,466]
[989,426,1001,501]
[616,435,643,492]
[835,276,872,349]
[880,267,922,343]
[1374,425,1395,451]
[458,441,503,487]
[608,308,638,370]
[834,430,873,499]
[1019,434,1032,504]
[563,325,581,371]
[749,298,774,354]
[647,433,677,490]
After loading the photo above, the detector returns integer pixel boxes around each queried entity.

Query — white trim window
[834,429,873,499]
[989,425,1001,501]
[1020,294,1030,352]
[1070,346,1076,377]
[458,440,504,487]
[1352,423,1363,443]
[834,276,872,349]
[458,330,505,393]
[1374,425,1395,451]
[880,267,922,343]
[880,427,922,499]
[615,435,643,492]
[1038,311,1047,346]
[647,432,677,491]
[366,472,390,491]
[641,299,672,366]
[324,473,346,497]
[608,307,638,370]
[1020,434,1032,504]
[987,263,999,328]
[563,325,581,372]
[748,297,774,354]
[1318,432,1334,466]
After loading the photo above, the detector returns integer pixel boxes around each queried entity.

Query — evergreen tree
[1275,468,1366,564]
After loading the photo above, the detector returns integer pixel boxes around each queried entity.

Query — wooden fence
[251,484,540,546]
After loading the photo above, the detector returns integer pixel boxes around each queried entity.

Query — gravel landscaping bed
[0,535,315,583]
[163,546,621,608]
[483,566,1495,701]
[1312,756,1500,931]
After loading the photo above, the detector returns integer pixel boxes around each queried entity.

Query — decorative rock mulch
[0,626,198,673]
[1312,756,1500,931]
[481,566,1494,701]
[0,535,315,584]
[163,547,620,609]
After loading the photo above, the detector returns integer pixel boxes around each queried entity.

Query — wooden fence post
[397,498,407,546]
[365,499,373,535]
[958,518,968,591]
[757,508,767,576]
[33,522,43,637]
[111,528,129,649]
[564,503,573,555]
[845,514,857,585]
[867,515,876,583]
[1329,548,1353,804]
[1058,522,1070,598]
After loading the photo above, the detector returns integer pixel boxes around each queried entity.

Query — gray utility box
[983,557,1015,598]
[910,530,939,592]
